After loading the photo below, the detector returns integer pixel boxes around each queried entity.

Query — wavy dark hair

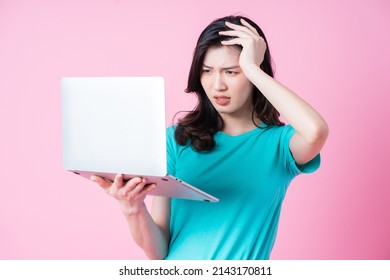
[175,15,284,151]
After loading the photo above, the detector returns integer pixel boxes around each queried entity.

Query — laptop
[61,77,218,202]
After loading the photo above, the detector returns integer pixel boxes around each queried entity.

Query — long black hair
[175,15,284,151]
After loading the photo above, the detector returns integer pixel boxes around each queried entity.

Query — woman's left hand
[219,19,267,74]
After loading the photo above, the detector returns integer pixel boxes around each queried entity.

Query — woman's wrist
[120,200,148,218]
[242,63,266,83]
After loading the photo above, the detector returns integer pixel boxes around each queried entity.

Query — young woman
[91,15,329,260]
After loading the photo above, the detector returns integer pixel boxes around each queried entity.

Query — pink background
[1,0,389,260]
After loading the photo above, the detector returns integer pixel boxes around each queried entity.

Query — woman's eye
[202,69,211,74]
[226,71,236,75]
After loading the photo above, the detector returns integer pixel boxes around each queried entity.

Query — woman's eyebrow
[202,64,240,70]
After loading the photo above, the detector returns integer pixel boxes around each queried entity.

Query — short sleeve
[166,125,178,176]
[281,125,321,177]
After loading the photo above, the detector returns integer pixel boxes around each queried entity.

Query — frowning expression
[200,46,254,119]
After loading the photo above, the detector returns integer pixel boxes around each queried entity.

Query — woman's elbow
[307,120,329,146]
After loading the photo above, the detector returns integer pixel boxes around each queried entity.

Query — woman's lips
[214,95,231,106]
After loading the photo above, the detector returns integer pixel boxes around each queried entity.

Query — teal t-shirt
[164,124,320,260]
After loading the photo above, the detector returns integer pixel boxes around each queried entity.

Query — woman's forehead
[203,46,240,67]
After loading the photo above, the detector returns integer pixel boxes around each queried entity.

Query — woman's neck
[220,114,262,136]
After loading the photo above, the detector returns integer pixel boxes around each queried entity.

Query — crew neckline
[215,123,268,139]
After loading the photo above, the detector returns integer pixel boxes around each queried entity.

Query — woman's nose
[212,74,227,91]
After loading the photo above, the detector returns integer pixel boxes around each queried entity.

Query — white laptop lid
[62,76,167,176]
[61,76,219,202]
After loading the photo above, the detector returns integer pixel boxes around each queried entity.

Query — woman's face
[200,46,254,120]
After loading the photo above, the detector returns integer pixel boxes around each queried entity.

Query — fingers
[224,21,250,33]
[219,30,252,39]
[90,174,156,202]
[117,177,144,198]
[111,173,124,194]
[129,183,157,201]
[219,29,252,47]
[138,183,157,197]
[223,20,258,37]
[220,37,245,46]
[221,35,265,47]
[239,18,260,35]
[111,177,155,200]
[90,175,112,189]
[219,20,267,64]
[219,20,263,44]
[90,173,124,195]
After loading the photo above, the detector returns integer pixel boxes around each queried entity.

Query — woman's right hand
[90,174,156,216]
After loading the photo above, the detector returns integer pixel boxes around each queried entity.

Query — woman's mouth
[214,95,231,106]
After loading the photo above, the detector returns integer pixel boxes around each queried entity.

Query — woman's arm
[91,175,171,259]
[221,19,329,164]
[124,196,171,260]
[245,68,328,164]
